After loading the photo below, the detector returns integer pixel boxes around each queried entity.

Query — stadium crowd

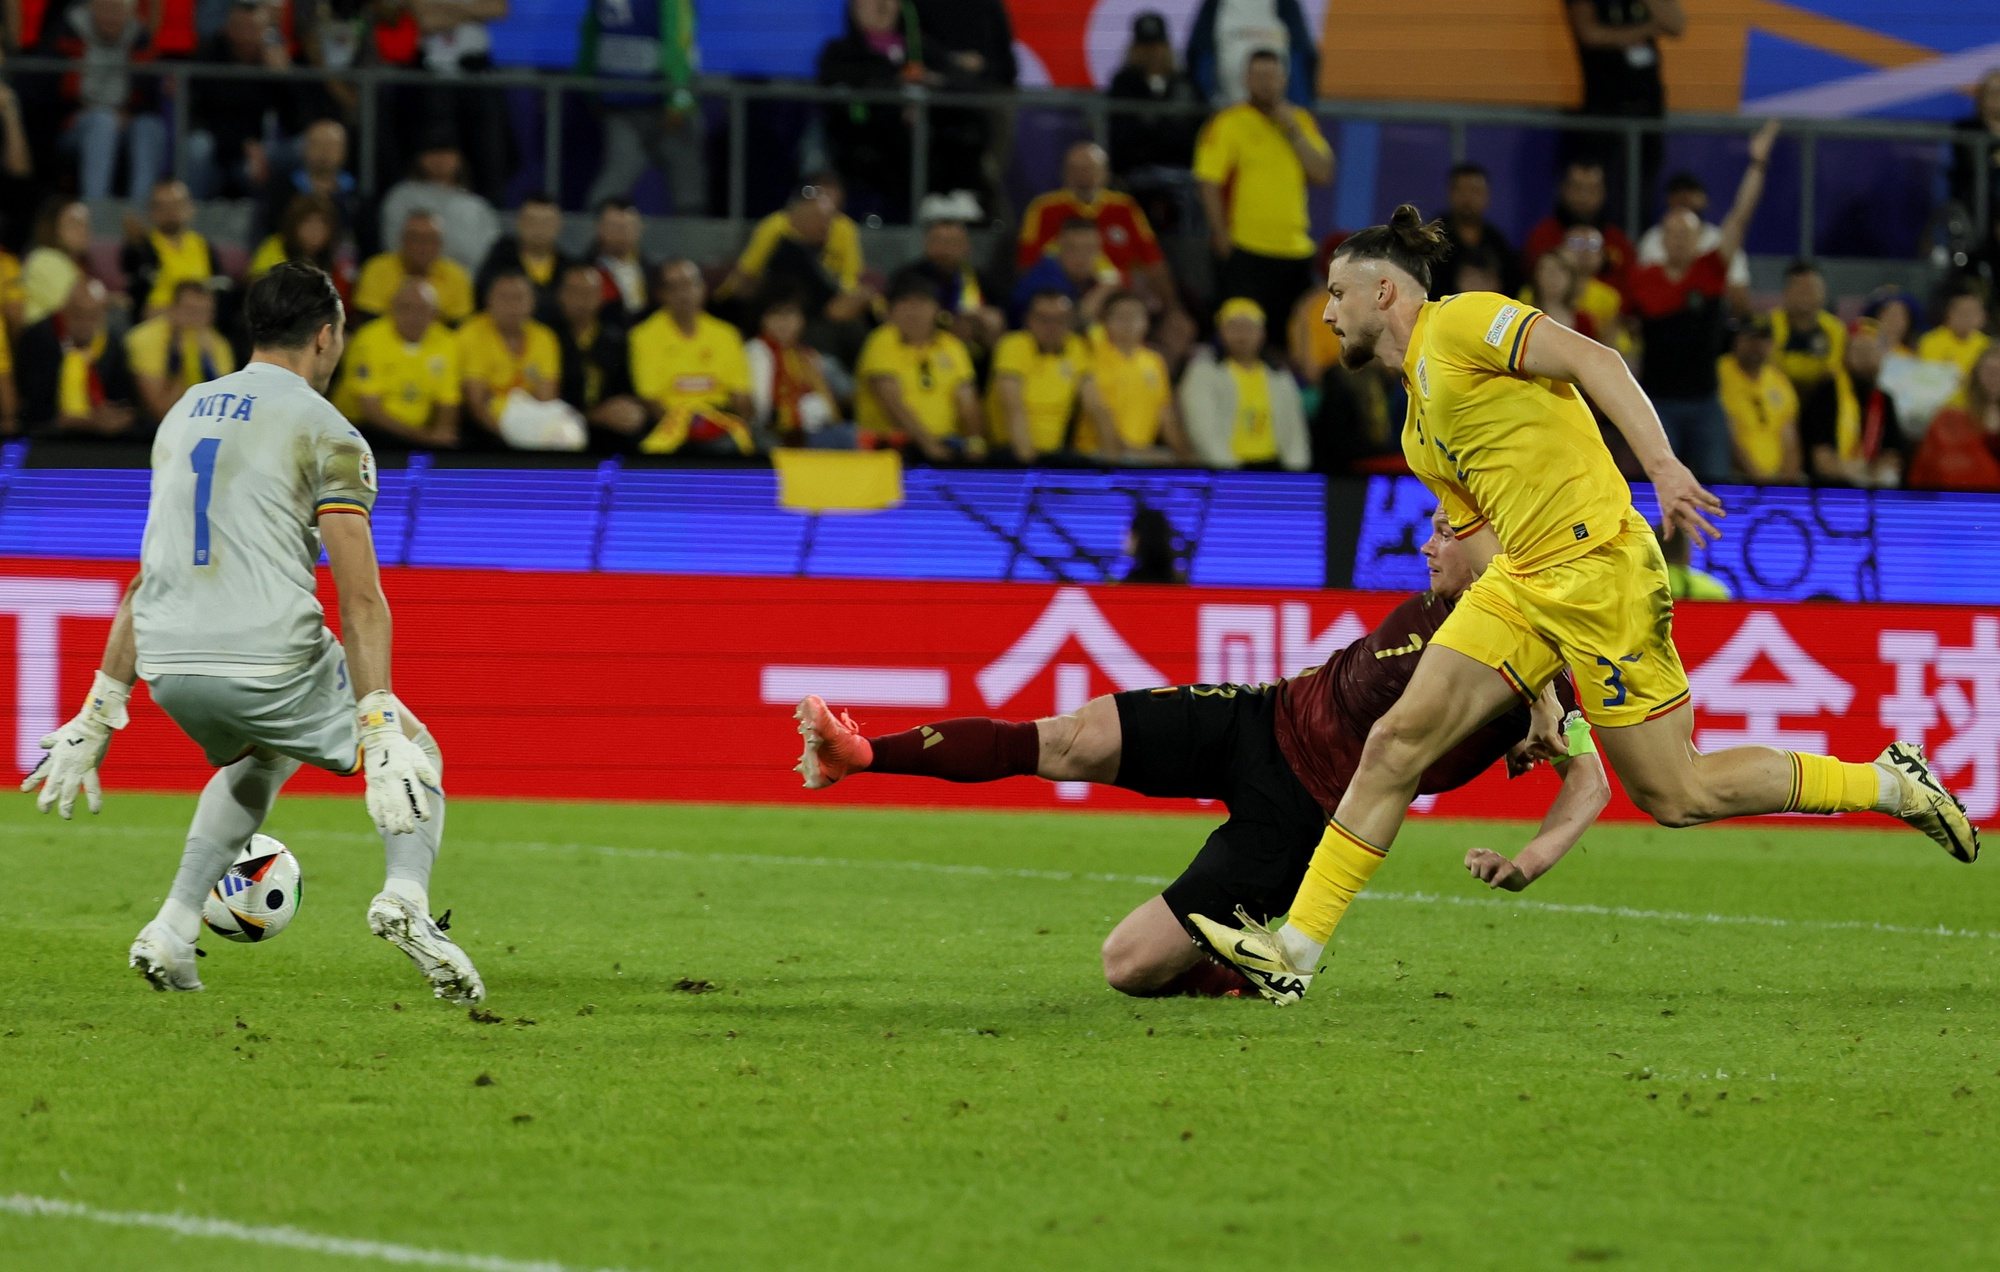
[6,0,2000,488]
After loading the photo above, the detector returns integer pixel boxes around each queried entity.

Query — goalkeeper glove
[357,690,437,836]
[20,671,131,818]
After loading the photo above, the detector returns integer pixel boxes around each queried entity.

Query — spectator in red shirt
[1016,141,1172,308]
[1522,158,1636,290]
[1909,345,2000,491]
[1622,122,1776,483]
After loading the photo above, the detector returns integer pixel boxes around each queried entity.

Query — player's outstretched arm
[1517,315,1725,545]
[20,574,140,817]
[321,512,436,836]
[1465,751,1611,891]
[1716,121,1779,264]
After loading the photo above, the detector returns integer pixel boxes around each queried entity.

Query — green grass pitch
[2,793,1997,1270]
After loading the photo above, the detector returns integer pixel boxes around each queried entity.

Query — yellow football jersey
[985,331,1090,451]
[855,325,975,438]
[1401,291,1634,573]
[628,310,751,413]
[456,314,561,399]
[1083,335,1170,452]
[335,316,462,431]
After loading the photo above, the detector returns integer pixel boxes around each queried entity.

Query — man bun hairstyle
[243,260,342,351]
[1331,204,1453,294]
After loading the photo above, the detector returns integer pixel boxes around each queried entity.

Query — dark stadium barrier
[5,556,1994,825]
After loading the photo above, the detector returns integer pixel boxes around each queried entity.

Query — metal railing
[9,54,1989,252]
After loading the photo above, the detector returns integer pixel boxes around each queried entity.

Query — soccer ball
[202,834,304,943]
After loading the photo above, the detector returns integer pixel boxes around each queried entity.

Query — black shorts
[1113,684,1329,933]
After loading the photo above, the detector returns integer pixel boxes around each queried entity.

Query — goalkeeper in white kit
[19,262,484,1004]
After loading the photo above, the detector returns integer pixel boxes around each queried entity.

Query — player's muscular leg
[1597,706,1798,827]
[1036,696,1122,784]
[1102,896,1254,997]
[1274,648,1525,957]
[1333,646,1523,848]
[1101,896,1205,993]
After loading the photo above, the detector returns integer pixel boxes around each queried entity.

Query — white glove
[20,671,131,818]
[357,690,437,836]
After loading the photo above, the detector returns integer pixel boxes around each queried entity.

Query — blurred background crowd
[6,0,2000,489]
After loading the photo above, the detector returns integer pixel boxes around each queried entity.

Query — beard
[1339,326,1378,370]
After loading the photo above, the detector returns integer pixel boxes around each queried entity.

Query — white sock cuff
[382,877,430,913]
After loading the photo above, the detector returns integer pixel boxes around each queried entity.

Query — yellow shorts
[1430,524,1691,728]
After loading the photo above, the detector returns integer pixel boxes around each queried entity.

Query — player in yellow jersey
[1192,202,1981,1005]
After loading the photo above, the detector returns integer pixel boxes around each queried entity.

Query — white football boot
[367,892,486,1004]
[129,919,203,992]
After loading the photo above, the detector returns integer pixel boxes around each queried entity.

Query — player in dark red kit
[793,510,1612,997]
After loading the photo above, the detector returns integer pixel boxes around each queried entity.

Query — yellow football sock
[1289,819,1389,945]
[1785,752,1880,815]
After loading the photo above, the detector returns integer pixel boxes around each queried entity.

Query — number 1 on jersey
[190,437,222,566]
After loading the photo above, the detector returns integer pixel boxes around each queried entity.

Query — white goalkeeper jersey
[134,361,378,679]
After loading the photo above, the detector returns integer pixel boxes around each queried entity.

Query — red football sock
[865,718,1042,783]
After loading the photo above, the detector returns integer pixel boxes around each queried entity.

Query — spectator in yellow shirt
[985,290,1118,463]
[1915,282,1992,385]
[23,199,94,327]
[1086,291,1190,464]
[1716,315,1802,483]
[628,260,755,455]
[0,280,14,432]
[1176,297,1309,470]
[0,243,23,336]
[854,271,982,462]
[1552,227,1629,354]
[248,194,344,288]
[353,212,476,325]
[457,272,563,444]
[1770,260,1846,398]
[335,278,462,448]
[476,193,575,320]
[125,281,236,426]
[120,179,218,318]
[1194,50,1334,344]
[719,175,871,328]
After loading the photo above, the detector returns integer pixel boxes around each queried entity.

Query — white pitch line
[0,1194,631,1272]
[58,821,2000,943]
[491,838,2000,944]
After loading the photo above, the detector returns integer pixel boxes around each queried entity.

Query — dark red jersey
[1272,591,1574,815]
